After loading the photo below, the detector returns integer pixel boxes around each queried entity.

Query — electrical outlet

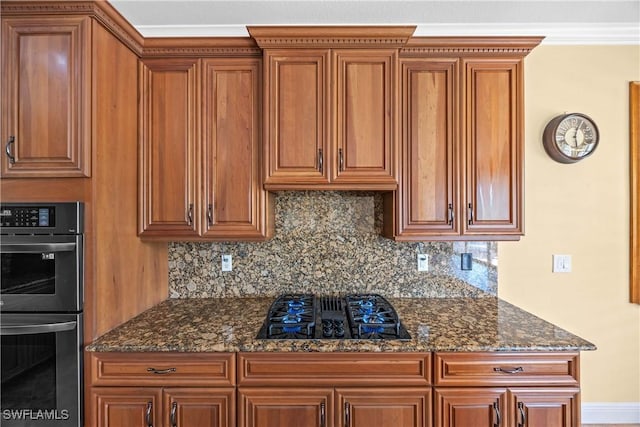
[417,254,428,271]
[552,254,571,273]
[221,254,232,272]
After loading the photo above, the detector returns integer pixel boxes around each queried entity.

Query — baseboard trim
[582,402,640,424]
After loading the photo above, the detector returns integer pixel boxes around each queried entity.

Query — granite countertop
[85,297,596,353]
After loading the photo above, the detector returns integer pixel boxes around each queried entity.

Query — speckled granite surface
[169,192,498,298]
[86,297,596,353]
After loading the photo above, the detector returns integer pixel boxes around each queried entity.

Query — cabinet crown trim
[248,25,416,48]
[1,1,144,54]
[402,36,544,56]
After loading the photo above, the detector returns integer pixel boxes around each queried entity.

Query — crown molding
[402,36,544,57]
[247,26,416,48]
[131,23,639,46]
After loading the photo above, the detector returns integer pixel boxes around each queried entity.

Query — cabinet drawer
[238,352,431,386]
[90,352,235,386]
[434,352,579,386]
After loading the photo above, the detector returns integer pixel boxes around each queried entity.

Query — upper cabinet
[250,26,413,190]
[138,53,273,241]
[383,38,542,241]
[1,16,91,178]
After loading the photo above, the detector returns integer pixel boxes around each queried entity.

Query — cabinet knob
[5,136,15,164]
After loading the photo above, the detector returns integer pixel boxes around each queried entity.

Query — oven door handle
[0,242,76,253]
[0,320,77,335]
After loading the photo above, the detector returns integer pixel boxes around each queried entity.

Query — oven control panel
[0,206,55,228]
[0,202,83,234]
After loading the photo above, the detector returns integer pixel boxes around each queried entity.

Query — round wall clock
[542,113,599,163]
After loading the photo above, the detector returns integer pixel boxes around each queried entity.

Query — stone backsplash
[168,191,497,298]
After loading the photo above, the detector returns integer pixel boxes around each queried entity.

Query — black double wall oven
[1,202,84,427]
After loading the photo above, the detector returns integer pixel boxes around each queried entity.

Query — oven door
[0,234,83,312]
[1,313,82,427]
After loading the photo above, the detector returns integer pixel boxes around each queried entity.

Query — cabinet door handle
[170,401,178,427]
[187,204,194,226]
[338,148,344,171]
[5,136,15,164]
[318,148,323,173]
[207,203,214,226]
[146,367,177,375]
[448,203,454,224]
[320,402,326,427]
[517,401,526,427]
[493,366,524,374]
[493,401,501,427]
[468,203,474,225]
[344,401,350,426]
[145,402,153,427]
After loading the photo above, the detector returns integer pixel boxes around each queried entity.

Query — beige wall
[499,45,640,402]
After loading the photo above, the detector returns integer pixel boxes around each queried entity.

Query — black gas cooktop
[256,293,411,340]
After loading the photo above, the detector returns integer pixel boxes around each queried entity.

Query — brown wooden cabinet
[462,58,523,237]
[89,352,236,427]
[433,352,581,427]
[383,38,542,241]
[251,26,413,190]
[138,58,200,238]
[238,387,333,427]
[337,388,430,427]
[138,57,272,240]
[237,352,432,427]
[1,15,91,178]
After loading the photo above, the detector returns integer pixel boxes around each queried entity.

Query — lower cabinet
[237,352,433,427]
[433,352,581,427]
[92,387,235,427]
[88,351,583,427]
[238,387,430,427]
[434,387,579,427]
[88,352,236,427]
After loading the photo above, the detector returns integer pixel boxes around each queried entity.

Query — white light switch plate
[221,254,232,272]
[552,254,571,273]
[417,254,428,272]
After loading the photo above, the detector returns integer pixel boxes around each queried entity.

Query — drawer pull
[145,402,153,427]
[344,401,351,426]
[493,401,501,427]
[170,401,178,427]
[493,366,524,374]
[146,367,177,375]
[517,401,526,427]
[320,402,326,427]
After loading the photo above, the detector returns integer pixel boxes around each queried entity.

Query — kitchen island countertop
[85,297,596,353]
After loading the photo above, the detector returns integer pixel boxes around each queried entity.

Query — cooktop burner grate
[256,293,411,340]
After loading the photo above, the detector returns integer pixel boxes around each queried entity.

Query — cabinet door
[202,58,271,240]
[238,387,334,427]
[92,387,163,427]
[463,59,523,236]
[333,49,397,188]
[509,388,580,427]
[434,388,506,427]
[394,58,459,239]
[263,50,330,187]
[337,387,431,427]
[1,16,91,178]
[164,388,235,427]
[138,58,199,237]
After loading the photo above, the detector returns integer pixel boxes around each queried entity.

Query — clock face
[543,113,599,163]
